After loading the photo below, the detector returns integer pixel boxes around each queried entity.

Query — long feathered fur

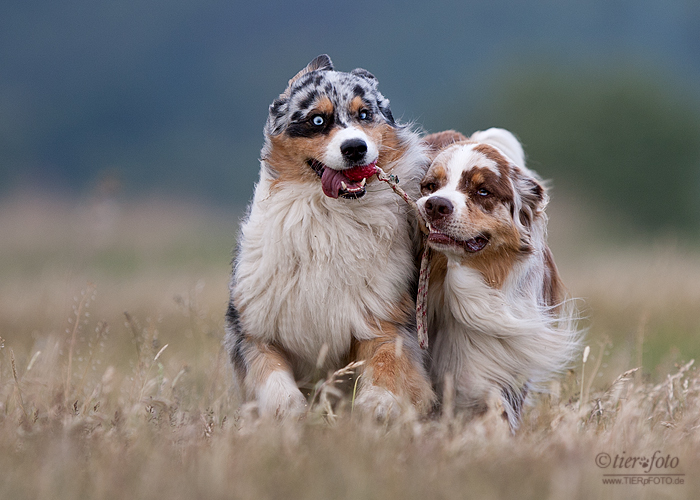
[420,128,581,430]
[225,55,434,418]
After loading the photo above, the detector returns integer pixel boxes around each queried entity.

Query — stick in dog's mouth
[307,159,377,199]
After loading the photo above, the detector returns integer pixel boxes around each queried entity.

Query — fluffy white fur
[235,134,426,371]
[227,53,433,419]
[257,370,308,418]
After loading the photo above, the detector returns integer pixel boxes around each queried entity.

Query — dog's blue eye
[311,115,325,126]
[477,188,490,197]
[359,109,372,120]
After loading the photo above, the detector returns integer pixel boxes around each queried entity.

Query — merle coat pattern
[225,55,434,419]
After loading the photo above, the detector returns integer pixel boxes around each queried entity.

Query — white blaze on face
[322,126,378,170]
[420,144,502,219]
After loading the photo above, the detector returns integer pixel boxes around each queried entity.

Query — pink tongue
[320,163,378,198]
[321,168,348,198]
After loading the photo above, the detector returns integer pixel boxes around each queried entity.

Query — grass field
[1,192,699,499]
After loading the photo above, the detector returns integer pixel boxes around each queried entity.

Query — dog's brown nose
[424,196,454,220]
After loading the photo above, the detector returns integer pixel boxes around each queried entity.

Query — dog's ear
[289,54,334,86]
[470,128,525,170]
[268,55,334,135]
[378,98,395,126]
[513,169,546,228]
[468,128,545,228]
[281,54,334,98]
[351,67,396,126]
[423,130,469,160]
[351,68,378,86]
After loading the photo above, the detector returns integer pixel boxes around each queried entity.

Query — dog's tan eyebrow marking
[430,164,447,182]
[291,95,335,124]
[350,96,370,114]
[421,163,448,191]
[313,96,334,116]
[458,167,490,194]
[468,170,485,187]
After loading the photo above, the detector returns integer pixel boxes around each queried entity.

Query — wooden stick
[375,166,431,349]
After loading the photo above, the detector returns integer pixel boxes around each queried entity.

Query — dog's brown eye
[477,188,490,197]
[311,115,325,126]
[422,182,437,193]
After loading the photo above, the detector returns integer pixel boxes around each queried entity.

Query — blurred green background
[2,0,700,236]
[1,0,700,390]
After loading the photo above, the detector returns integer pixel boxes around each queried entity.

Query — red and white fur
[419,128,580,429]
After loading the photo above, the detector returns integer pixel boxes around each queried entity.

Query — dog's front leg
[352,323,435,420]
[242,339,307,419]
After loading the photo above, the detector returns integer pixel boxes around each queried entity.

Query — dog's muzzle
[308,159,378,199]
[423,196,490,253]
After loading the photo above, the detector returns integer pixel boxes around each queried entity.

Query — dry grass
[1,193,699,499]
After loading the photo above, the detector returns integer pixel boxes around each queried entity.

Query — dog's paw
[354,385,402,421]
[256,371,307,419]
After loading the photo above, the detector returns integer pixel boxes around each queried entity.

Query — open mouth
[308,159,378,199]
[428,230,490,253]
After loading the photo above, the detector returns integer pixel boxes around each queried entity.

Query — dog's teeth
[361,178,366,187]
[341,181,347,190]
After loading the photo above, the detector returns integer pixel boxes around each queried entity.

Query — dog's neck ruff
[235,139,426,369]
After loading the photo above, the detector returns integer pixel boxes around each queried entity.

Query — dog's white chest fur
[430,259,545,407]
[234,174,414,373]
[428,252,577,416]
[429,263,509,404]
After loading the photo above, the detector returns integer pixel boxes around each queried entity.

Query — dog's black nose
[424,196,454,220]
[340,138,368,163]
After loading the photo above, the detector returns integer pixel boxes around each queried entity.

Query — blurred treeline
[458,64,700,234]
[1,0,699,235]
